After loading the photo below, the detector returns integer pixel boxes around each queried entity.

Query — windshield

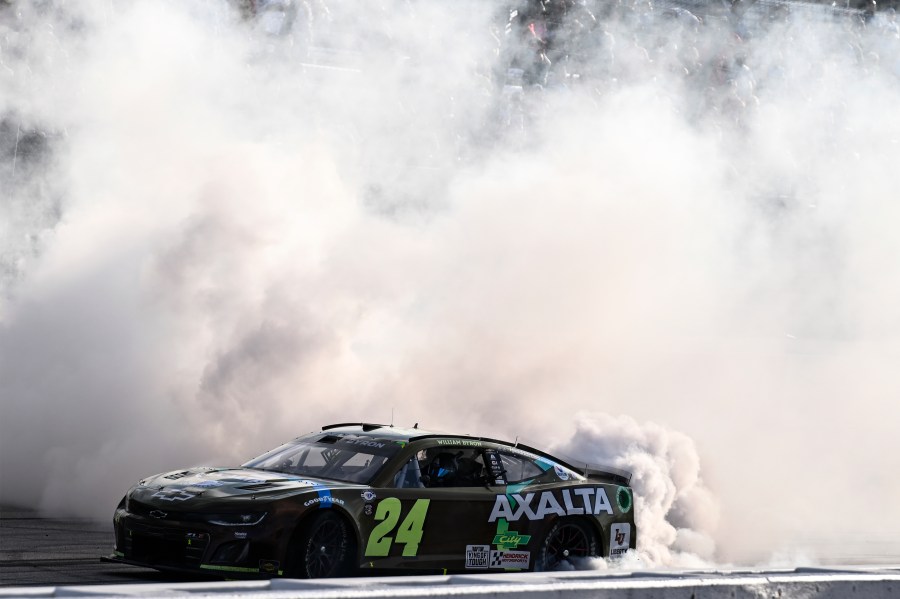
[242,434,402,484]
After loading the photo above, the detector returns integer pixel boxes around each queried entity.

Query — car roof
[320,422,435,441]
[320,422,545,459]
[318,423,633,486]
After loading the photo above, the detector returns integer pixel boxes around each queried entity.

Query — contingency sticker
[553,464,569,481]
[465,545,490,569]
[490,550,530,569]
[492,519,531,550]
[609,523,631,558]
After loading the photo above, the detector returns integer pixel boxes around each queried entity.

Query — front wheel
[534,518,598,572]
[288,511,354,578]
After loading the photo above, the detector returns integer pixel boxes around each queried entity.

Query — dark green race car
[106,423,636,577]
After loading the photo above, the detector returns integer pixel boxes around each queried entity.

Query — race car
[105,423,636,578]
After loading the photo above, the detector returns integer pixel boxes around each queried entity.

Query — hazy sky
[2,0,899,566]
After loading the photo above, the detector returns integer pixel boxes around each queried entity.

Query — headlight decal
[206,512,267,526]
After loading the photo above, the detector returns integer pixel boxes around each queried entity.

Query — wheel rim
[305,519,344,577]
[544,523,592,570]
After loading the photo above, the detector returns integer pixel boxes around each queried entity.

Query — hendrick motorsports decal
[465,545,490,569]
[609,523,631,558]
[490,550,530,569]
[488,488,614,522]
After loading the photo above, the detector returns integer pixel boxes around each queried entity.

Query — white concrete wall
[3,566,899,598]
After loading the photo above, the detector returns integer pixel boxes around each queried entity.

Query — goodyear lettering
[488,488,615,522]
[303,496,346,507]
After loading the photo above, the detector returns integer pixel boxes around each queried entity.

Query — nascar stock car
[105,423,636,577]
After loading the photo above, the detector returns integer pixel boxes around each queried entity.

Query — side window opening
[498,453,543,483]
[393,456,425,489]
[417,448,487,488]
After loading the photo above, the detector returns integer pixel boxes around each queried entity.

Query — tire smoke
[554,414,719,568]
[2,0,900,567]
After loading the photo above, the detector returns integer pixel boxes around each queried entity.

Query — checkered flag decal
[490,551,504,567]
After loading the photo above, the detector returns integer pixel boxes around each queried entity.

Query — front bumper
[112,506,285,577]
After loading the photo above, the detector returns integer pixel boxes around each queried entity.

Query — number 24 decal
[364,498,430,557]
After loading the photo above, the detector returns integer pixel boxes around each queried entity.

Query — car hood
[130,467,362,505]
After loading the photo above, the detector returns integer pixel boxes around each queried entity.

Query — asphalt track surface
[4,505,900,592]
[0,506,190,587]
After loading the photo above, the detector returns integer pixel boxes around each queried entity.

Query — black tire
[534,518,598,572]
[287,511,355,578]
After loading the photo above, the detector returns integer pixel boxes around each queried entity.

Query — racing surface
[3,512,900,599]
[4,0,900,594]
[4,505,900,591]
[0,506,181,587]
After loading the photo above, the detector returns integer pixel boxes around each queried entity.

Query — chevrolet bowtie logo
[149,510,167,519]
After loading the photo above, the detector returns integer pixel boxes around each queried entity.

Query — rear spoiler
[553,453,632,486]
[514,443,633,487]
[578,464,632,486]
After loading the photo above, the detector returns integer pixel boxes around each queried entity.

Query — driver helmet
[426,453,459,483]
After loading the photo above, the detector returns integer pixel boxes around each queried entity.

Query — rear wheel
[288,511,354,578]
[534,518,598,572]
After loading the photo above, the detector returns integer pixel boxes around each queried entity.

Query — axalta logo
[488,488,614,522]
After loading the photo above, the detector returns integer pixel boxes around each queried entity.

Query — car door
[358,443,503,572]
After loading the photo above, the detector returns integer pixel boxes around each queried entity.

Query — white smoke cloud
[2,0,900,567]
[555,413,719,568]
